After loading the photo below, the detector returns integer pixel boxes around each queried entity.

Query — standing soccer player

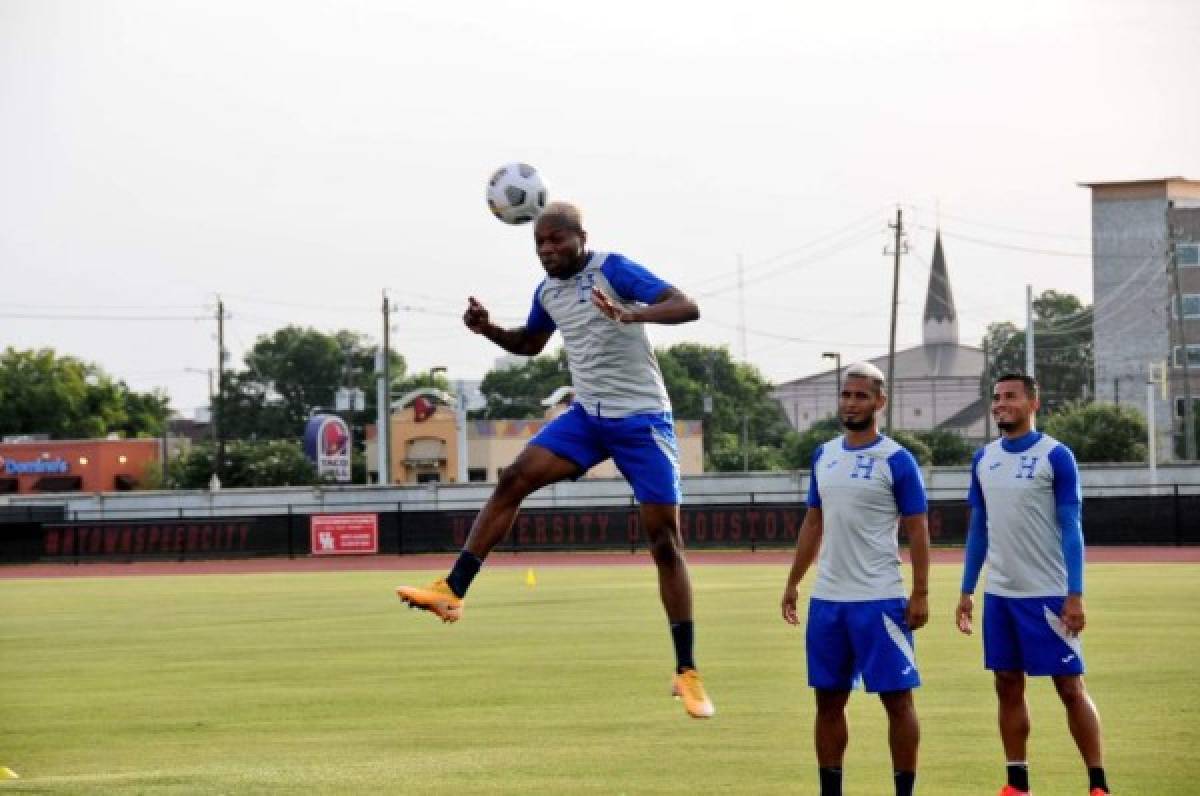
[781,362,930,796]
[396,201,714,719]
[956,373,1110,796]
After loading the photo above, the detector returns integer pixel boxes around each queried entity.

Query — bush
[1042,402,1147,463]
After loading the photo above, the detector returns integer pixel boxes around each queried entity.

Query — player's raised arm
[463,296,554,357]
[591,286,699,325]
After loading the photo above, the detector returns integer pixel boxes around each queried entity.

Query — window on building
[1174,397,1200,418]
[913,408,922,417]
[1174,294,1200,319]
[1172,345,1200,368]
[468,467,487,482]
[1178,242,1200,267]
[416,472,440,484]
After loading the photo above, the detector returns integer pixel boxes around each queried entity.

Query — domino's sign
[303,414,352,482]
[3,458,70,475]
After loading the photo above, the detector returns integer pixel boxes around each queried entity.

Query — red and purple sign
[310,513,378,555]
[303,414,352,482]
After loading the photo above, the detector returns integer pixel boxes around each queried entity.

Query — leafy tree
[1042,403,1147,463]
[0,347,169,439]
[220,326,404,445]
[171,441,322,488]
[657,344,794,472]
[913,429,974,466]
[476,349,570,419]
[781,416,841,469]
[982,290,1093,413]
[889,430,933,466]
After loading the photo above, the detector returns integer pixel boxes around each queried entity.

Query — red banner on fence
[311,514,378,555]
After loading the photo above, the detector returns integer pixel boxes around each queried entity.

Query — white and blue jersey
[963,431,1083,598]
[807,435,929,601]
[962,431,1087,675]
[525,251,672,418]
[524,251,681,504]
[804,434,928,693]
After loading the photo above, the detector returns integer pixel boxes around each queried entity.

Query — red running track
[1,546,1198,579]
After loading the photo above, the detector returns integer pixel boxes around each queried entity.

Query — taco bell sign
[303,414,352,482]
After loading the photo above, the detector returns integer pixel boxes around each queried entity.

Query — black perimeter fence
[1,485,1197,564]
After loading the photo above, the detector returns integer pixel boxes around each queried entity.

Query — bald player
[396,202,714,719]
[781,362,930,796]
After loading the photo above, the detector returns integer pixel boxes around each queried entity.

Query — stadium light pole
[822,352,841,420]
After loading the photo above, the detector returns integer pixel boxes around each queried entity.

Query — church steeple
[923,229,959,346]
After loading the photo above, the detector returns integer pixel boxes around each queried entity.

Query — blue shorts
[530,403,681,505]
[806,598,920,694]
[983,593,1085,676]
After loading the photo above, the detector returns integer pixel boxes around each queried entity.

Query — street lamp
[427,366,468,483]
[822,352,842,421]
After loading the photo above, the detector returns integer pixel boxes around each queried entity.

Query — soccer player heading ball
[957,374,1111,796]
[781,361,931,796]
[396,201,714,719]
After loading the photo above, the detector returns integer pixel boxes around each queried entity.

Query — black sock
[444,551,482,597]
[894,770,915,796]
[818,767,843,796]
[670,620,695,673]
[1088,766,1109,793]
[1007,762,1029,791]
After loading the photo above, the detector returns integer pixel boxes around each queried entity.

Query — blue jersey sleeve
[967,448,987,510]
[524,282,556,334]
[1048,444,1082,506]
[1058,502,1085,594]
[887,448,928,516]
[806,445,824,508]
[960,506,988,593]
[601,254,672,304]
[1049,444,1084,593]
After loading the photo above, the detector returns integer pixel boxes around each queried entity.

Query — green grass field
[2,562,1198,794]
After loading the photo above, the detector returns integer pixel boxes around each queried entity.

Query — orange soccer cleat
[395,579,463,623]
[671,668,715,719]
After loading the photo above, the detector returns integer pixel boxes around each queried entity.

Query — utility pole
[885,207,906,433]
[380,291,393,484]
[741,413,749,472]
[737,253,748,362]
[702,356,714,470]
[1025,284,1035,379]
[982,337,992,440]
[822,351,841,420]
[215,296,226,482]
[1169,228,1196,460]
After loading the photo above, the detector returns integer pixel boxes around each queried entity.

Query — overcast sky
[3,0,1199,416]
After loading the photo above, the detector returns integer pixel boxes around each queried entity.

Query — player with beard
[781,362,930,796]
[956,374,1110,796]
[396,201,714,719]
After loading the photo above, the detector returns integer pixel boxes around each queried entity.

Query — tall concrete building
[1083,177,1200,460]
[773,231,987,439]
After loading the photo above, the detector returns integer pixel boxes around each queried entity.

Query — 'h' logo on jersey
[576,272,596,303]
[851,454,876,480]
[1016,455,1039,479]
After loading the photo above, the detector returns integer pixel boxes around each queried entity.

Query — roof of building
[1077,176,1192,186]
[938,395,988,431]
[776,342,984,389]
[923,231,956,325]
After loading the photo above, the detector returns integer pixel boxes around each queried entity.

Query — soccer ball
[486,162,547,225]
